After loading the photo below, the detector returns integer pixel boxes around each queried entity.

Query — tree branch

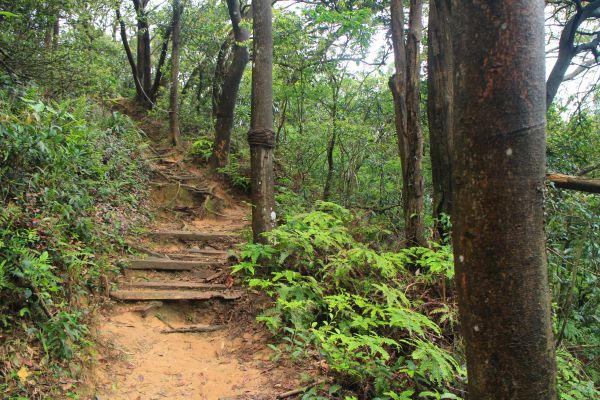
[547,173,600,193]
[545,0,600,108]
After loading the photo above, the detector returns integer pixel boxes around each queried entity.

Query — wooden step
[147,231,239,242]
[121,281,229,290]
[110,289,243,301]
[167,252,230,261]
[187,248,230,256]
[125,258,225,271]
[151,182,212,195]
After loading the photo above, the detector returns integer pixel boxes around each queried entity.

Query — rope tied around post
[247,127,276,149]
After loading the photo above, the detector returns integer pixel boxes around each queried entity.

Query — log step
[121,281,229,290]
[125,258,224,271]
[110,289,243,301]
[147,231,239,242]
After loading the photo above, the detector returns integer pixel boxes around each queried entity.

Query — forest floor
[83,105,316,399]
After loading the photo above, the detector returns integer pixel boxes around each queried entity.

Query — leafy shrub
[189,136,213,163]
[0,80,148,397]
[216,153,251,191]
[234,201,464,399]
[556,348,600,400]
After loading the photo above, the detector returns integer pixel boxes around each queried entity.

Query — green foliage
[235,202,463,398]
[216,153,251,191]
[38,311,90,359]
[0,0,127,97]
[0,81,148,397]
[189,136,213,163]
[556,348,600,400]
[546,108,600,386]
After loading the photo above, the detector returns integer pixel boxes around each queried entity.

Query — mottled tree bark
[427,0,453,240]
[248,0,276,243]
[168,0,183,147]
[389,0,425,247]
[451,1,556,399]
[210,0,250,169]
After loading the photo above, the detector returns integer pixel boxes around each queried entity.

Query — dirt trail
[88,115,309,399]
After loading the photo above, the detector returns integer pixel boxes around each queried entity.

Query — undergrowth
[234,201,464,399]
[234,201,600,400]
[0,78,148,399]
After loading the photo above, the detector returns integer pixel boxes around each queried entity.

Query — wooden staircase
[110,230,243,304]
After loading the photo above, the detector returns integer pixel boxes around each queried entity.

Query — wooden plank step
[121,281,229,290]
[127,243,170,259]
[151,182,212,194]
[187,248,230,256]
[147,231,239,241]
[110,289,243,301]
[126,258,224,271]
[166,254,226,262]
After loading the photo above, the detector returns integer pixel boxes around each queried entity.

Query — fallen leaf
[17,366,29,383]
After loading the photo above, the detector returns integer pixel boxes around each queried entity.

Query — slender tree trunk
[451,1,556,398]
[248,0,276,243]
[210,0,250,169]
[44,25,53,50]
[141,1,152,97]
[112,17,118,41]
[133,0,152,106]
[389,0,425,247]
[323,83,338,201]
[404,0,424,246]
[275,97,288,144]
[116,7,147,104]
[169,0,183,147]
[150,24,173,103]
[427,0,453,241]
[52,16,59,49]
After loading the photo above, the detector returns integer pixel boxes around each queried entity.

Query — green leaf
[30,101,45,113]
[0,11,19,18]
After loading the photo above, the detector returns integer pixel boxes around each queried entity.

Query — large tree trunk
[210,0,250,169]
[427,0,453,241]
[248,0,276,243]
[389,0,425,247]
[451,1,556,398]
[168,0,183,147]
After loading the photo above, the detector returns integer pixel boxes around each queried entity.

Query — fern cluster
[234,201,464,399]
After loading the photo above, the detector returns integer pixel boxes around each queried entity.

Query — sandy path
[87,144,306,400]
